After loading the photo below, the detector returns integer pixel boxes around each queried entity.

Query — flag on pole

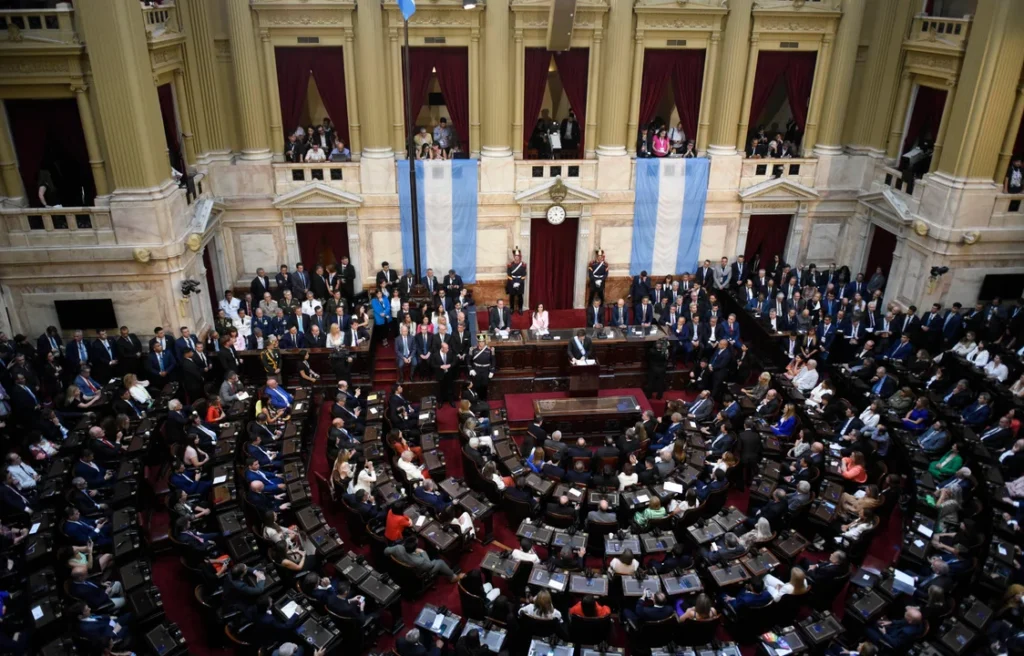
[398,0,416,20]
[398,159,478,282]
[629,157,710,276]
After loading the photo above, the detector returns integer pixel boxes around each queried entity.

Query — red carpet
[504,388,655,424]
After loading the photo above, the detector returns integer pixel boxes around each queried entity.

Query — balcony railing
[908,14,972,50]
[0,206,114,248]
[514,160,596,193]
[991,194,1024,227]
[142,1,179,37]
[0,3,77,45]
[740,158,818,190]
[273,163,362,196]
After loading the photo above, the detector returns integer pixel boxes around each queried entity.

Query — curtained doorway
[743,214,792,272]
[157,84,185,175]
[863,224,898,285]
[529,216,579,310]
[296,223,350,270]
[202,247,219,316]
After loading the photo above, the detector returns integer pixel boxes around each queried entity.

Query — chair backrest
[677,614,722,646]
[701,487,729,516]
[502,491,533,527]
[571,457,591,471]
[648,513,675,531]
[458,581,487,620]
[544,510,575,529]
[638,614,677,648]
[543,446,560,462]
[586,520,619,555]
[599,456,620,471]
[569,613,612,644]
[519,613,561,638]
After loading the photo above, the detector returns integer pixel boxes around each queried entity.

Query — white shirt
[490,473,507,491]
[129,381,152,406]
[397,458,424,482]
[8,462,37,489]
[301,299,321,316]
[792,367,819,392]
[806,382,829,408]
[966,346,990,367]
[608,558,639,576]
[859,408,880,430]
[305,146,327,162]
[352,469,376,495]
[326,332,345,349]
[511,549,540,563]
[236,315,252,339]
[617,472,638,491]
[952,340,975,356]
[219,297,241,321]
[984,361,1009,382]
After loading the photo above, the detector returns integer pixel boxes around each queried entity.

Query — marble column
[734,34,760,152]
[852,0,915,152]
[935,0,1024,179]
[355,0,392,159]
[0,106,26,203]
[342,27,362,160]
[172,69,197,166]
[708,0,753,155]
[696,33,720,153]
[225,0,270,159]
[260,31,284,158]
[585,27,603,158]
[814,0,865,154]
[929,80,957,172]
[76,0,168,190]
[885,71,914,159]
[481,0,511,158]
[389,27,407,157]
[996,84,1024,181]
[801,34,833,155]
[469,26,482,158]
[72,84,110,196]
[178,0,228,156]
[625,31,645,156]
[596,0,634,156]
[512,29,525,159]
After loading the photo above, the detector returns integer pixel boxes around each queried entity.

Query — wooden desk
[235,345,372,384]
[490,327,668,376]
[532,395,643,434]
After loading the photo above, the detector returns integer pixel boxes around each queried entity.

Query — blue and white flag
[398,159,478,282]
[397,0,416,20]
[629,157,710,276]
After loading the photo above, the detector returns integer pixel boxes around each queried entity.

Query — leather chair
[675,614,722,646]
[586,520,619,557]
[501,490,535,528]
[519,614,562,640]
[387,553,435,599]
[627,614,677,650]
[700,487,729,517]
[458,580,488,620]
[569,613,612,644]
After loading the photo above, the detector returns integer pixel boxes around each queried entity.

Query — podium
[568,360,599,397]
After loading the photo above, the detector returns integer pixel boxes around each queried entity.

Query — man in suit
[524,416,546,457]
[708,338,732,396]
[88,329,118,384]
[217,336,241,377]
[586,298,605,328]
[568,328,593,363]
[940,302,963,349]
[375,261,399,293]
[610,298,629,328]
[623,591,675,625]
[37,325,63,362]
[290,262,310,298]
[864,607,925,651]
[180,349,205,403]
[746,489,788,532]
[979,416,1014,451]
[443,269,464,296]
[307,306,328,337]
[394,324,415,383]
[250,267,271,301]
[701,531,747,564]
[917,421,950,453]
[543,430,569,465]
[281,326,306,349]
[869,366,897,398]
[113,325,142,377]
[714,257,732,290]
[961,393,992,427]
[687,390,714,422]
[307,325,327,348]
[70,565,125,610]
[730,256,748,289]
[396,628,443,656]
[430,323,453,354]
[737,420,763,488]
[274,264,292,297]
[489,299,511,333]
[431,342,456,406]
[634,296,656,327]
[707,424,735,459]
[802,550,847,587]
[170,459,212,497]
[420,267,440,297]
[630,271,653,305]
[414,479,452,514]
[263,378,294,412]
[696,260,715,289]
[940,379,973,410]
[310,264,330,301]
[65,329,91,380]
[73,602,131,646]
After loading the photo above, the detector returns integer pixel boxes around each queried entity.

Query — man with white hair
[396,628,443,656]
[544,429,568,465]
[397,449,426,482]
[587,499,617,524]
[791,359,819,392]
[788,481,812,512]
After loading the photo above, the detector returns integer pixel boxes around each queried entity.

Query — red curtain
[157,83,184,174]
[309,50,350,146]
[5,98,95,207]
[743,214,792,271]
[523,48,552,153]
[783,52,817,131]
[670,50,706,141]
[529,216,579,310]
[638,50,675,130]
[202,247,219,316]
[553,49,589,156]
[1013,110,1024,164]
[901,86,946,156]
[748,52,788,135]
[406,48,470,153]
[864,225,898,282]
[296,222,350,270]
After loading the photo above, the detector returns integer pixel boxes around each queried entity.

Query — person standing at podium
[568,329,593,364]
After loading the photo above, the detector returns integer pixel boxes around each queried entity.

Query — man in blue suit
[696,469,728,501]
[634,296,656,327]
[917,421,949,453]
[0,470,32,516]
[169,460,212,497]
[263,378,294,411]
[63,507,112,547]
[610,298,629,328]
[71,477,109,516]
[70,566,125,610]
[940,302,963,349]
[75,450,114,488]
[37,326,63,361]
[88,329,119,384]
[395,324,414,383]
[73,602,131,646]
[74,366,103,399]
[869,366,897,398]
[413,479,451,514]
[245,458,285,491]
[863,607,925,651]
[722,576,773,611]
[147,341,177,380]
[174,326,200,362]
[816,315,836,360]
[623,591,674,625]
[247,479,290,513]
[65,330,91,378]
[961,393,992,427]
[883,333,914,362]
[280,326,306,349]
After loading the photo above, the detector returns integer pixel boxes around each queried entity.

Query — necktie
[873,377,885,394]
[159,355,164,372]
[49,336,57,350]
[78,342,86,360]
[104,342,111,358]
[21,386,36,404]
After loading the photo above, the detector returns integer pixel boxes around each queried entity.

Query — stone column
[172,69,197,166]
[814,0,866,154]
[885,71,914,159]
[260,31,284,158]
[596,0,634,156]
[734,34,760,152]
[801,34,833,155]
[512,29,526,159]
[72,84,111,196]
[625,31,645,156]
[708,0,753,155]
[0,107,26,203]
[389,27,407,157]
[696,32,720,153]
[935,0,1024,179]
[355,0,392,159]
[482,0,511,158]
[76,0,168,190]
[178,0,228,156]
[996,83,1024,181]
[585,27,603,158]
[469,26,482,158]
[342,27,362,160]
[929,80,957,172]
[225,0,270,160]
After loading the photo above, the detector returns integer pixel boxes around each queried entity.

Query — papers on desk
[664,481,684,494]
[419,413,430,421]
[431,613,446,632]
[534,329,549,336]
[486,587,501,601]
[913,539,926,549]
[415,515,427,528]
[998,543,1009,556]
[568,488,582,499]
[854,490,867,499]
[828,443,842,453]
[893,569,917,594]
[496,330,510,339]
[29,522,40,535]
[281,601,300,619]
[294,403,304,412]
[549,574,567,591]
[553,336,562,340]
[575,358,596,365]
[31,606,43,621]
[916,524,934,538]
[236,392,250,401]
[213,475,228,485]
[636,494,650,503]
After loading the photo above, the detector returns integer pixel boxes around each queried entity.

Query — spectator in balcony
[429,143,447,161]
[747,138,766,159]
[330,140,351,163]
[681,140,697,158]
[416,143,431,160]
[414,125,433,153]
[285,133,303,162]
[433,117,455,157]
[322,117,335,144]
[669,122,686,155]
[652,128,670,158]
[766,140,779,158]
[1004,156,1023,194]
[779,141,796,158]
[560,110,580,154]
[37,169,58,208]
[312,125,331,150]
[305,142,327,163]
[529,119,551,159]
[636,126,653,158]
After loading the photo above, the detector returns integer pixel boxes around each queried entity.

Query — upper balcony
[515,160,597,194]
[0,206,114,249]
[0,2,80,50]
[907,14,972,52]
[273,162,362,197]
[740,158,818,191]
[142,0,180,41]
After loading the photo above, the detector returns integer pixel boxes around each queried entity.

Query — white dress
[326,332,345,349]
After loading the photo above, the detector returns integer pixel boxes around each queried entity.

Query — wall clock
[546,204,566,225]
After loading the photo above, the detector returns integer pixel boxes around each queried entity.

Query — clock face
[546,204,566,225]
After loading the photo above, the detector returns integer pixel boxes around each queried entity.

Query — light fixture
[463,0,476,8]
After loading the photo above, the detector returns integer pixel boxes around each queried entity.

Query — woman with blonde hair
[743,372,772,401]
[329,451,353,498]
[766,566,810,601]
[520,590,561,620]
[123,373,152,408]
[739,517,774,549]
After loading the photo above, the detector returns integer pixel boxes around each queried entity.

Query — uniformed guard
[506,247,527,315]
[468,335,496,400]
[588,249,608,305]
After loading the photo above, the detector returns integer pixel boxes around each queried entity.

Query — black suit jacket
[251,276,271,300]
[430,350,455,381]
[489,306,511,331]
[567,337,593,360]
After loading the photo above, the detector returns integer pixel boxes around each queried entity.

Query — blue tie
[158,354,164,372]
[22,386,36,404]
[104,342,112,358]
[78,342,86,360]
[873,377,885,395]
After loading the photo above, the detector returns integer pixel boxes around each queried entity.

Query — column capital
[635,30,645,44]
[260,30,270,42]
[514,28,523,40]
[710,32,721,44]
[389,26,399,39]
[822,33,834,45]
[471,27,480,40]
[593,27,603,43]
[945,77,958,88]
[70,81,87,94]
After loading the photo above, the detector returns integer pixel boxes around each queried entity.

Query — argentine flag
[398,159,479,282]
[629,157,710,276]
[398,0,416,20]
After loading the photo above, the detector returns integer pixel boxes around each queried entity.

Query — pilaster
[342,27,362,160]
[172,69,197,166]
[225,0,270,160]
[596,0,634,156]
[852,0,915,152]
[481,0,510,157]
[814,0,865,153]
[469,26,483,158]
[585,27,603,159]
[72,84,110,197]
[178,0,228,156]
[709,0,753,155]
[512,29,525,159]
[625,30,645,156]
[735,34,760,152]
[885,71,914,159]
[389,27,407,157]
[996,83,1024,181]
[930,80,957,172]
[0,107,26,204]
[697,32,720,154]
[260,31,284,158]
[355,0,392,157]
[801,33,833,155]
[76,0,169,191]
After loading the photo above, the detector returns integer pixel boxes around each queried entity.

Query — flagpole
[402,17,424,285]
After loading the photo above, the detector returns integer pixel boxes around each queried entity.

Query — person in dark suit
[564,460,592,486]
[568,329,593,362]
[64,330,91,381]
[489,299,512,333]
[396,628,442,656]
[291,262,311,298]
[37,325,63,362]
[348,488,386,523]
[250,267,272,301]
[413,479,452,514]
[746,489,788,532]
[88,329,118,384]
[586,299,605,328]
[737,420,763,488]
[629,272,653,305]
[524,417,546,457]
[301,573,376,625]
[431,342,456,406]
[723,576,773,611]
[69,565,124,610]
[63,506,112,546]
[706,424,736,460]
[306,326,327,348]
[217,337,241,376]
[72,602,131,646]
[623,591,674,625]
[700,531,747,564]
[113,326,143,377]
[180,350,205,403]
[421,268,440,297]
[443,269,464,296]
[281,327,306,349]
[147,342,177,380]
[609,299,629,328]
[802,550,847,587]
[863,607,925,651]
